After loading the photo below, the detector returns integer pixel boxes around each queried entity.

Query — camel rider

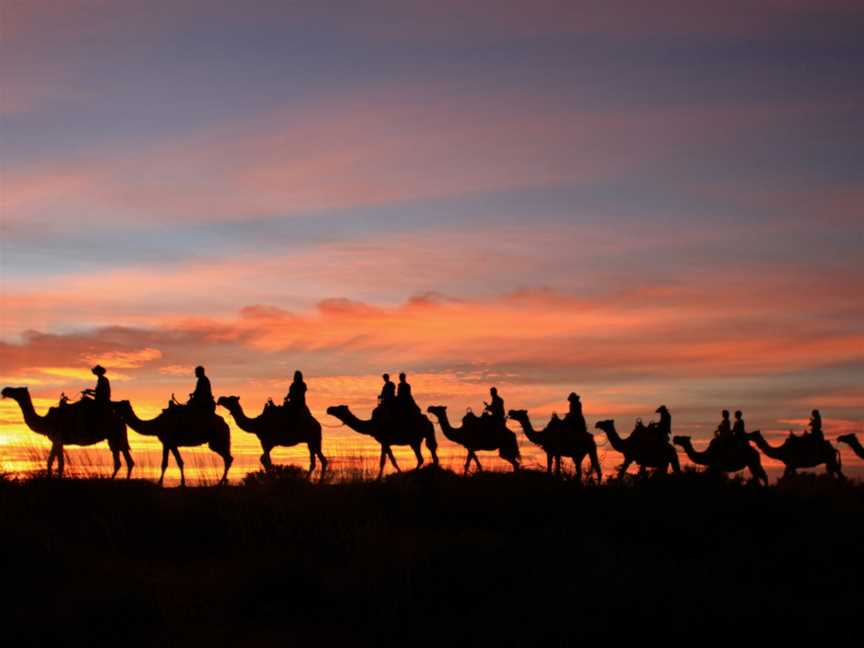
[655,405,671,442]
[82,365,111,404]
[373,373,396,421]
[284,370,308,417]
[564,392,587,435]
[188,365,215,414]
[732,410,746,439]
[807,409,824,443]
[397,372,421,417]
[715,410,732,439]
[78,365,111,433]
[483,387,505,427]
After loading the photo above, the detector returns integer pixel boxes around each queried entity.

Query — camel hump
[462,411,480,427]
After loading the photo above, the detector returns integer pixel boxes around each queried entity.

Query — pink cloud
[3,85,833,232]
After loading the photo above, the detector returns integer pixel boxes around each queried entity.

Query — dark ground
[1,467,862,646]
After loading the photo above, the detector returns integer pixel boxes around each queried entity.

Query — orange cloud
[83,348,162,369]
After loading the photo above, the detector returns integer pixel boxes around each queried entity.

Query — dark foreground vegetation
[2,468,862,646]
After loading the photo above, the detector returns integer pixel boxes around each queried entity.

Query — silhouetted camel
[595,419,680,477]
[426,405,520,473]
[508,409,600,480]
[326,405,438,479]
[837,434,864,459]
[748,431,843,479]
[113,400,232,486]
[2,386,133,478]
[673,435,768,485]
[217,395,327,476]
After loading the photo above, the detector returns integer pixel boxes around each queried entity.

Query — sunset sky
[2,1,863,478]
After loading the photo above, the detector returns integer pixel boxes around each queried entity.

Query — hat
[656,405,668,413]
[568,392,580,402]
[92,365,106,375]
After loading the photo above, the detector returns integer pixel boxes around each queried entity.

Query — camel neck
[226,403,259,432]
[514,417,542,443]
[122,404,160,436]
[339,409,375,435]
[15,394,51,437]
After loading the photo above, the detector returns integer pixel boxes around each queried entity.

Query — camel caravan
[1,366,858,486]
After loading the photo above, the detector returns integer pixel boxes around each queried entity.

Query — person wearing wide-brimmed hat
[565,392,587,435]
[82,365,111,403]
[78,365,112,436]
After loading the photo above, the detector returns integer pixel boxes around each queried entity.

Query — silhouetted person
[189,365,215,413]
[284,370,308,411]
[564,392,587,435]
[397,372,421,417]
[732,410,746,439]
[82,365,111,403]
[282,370,308,417]
[378,373,396,406]
[373,373,396,421]
[483,387,505,426]
[79,364,111,433]
[656,405,671,442]
[808,409,823,443]
[715,410,731,439]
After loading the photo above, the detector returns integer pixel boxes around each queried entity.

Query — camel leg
[464,453,472,475]
[170,447,185,487]
[411,443,424,470]
[317,449,328,479]
[427,442,439,466]
[307,444,316,477]
[260,449,273,471]
[387,446,401,472]
[474,453,483,472]
[57,446,65,478]
[506,452,520,472]
[218,451,232,485]
[588,446,602,482]
[377,446,387,480]
[158,445,169,486]
[555,455,562,477]
[122,448,134,479]
[575,456,583,483]
[670,451,681,474]
[47,443,59,478]
[751,462,769,486]
[110,447,121,479]
[546,453,552,474]
[618,458,632,478]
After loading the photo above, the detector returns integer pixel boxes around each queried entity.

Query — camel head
[672,435,690,446]
[2,386,29,402]
[595,419,614,433]
[326,405,350,420]
[217,395,240,410]
[507,409,528,422]
[837,434,856,444]
[426,405,447,418]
